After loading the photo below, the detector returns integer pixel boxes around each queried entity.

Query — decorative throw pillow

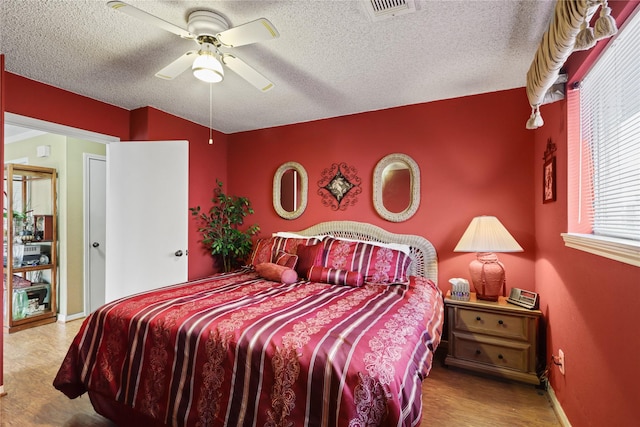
[323,236,411,255]
[321,237,410,284]
[255,262,299,284]
[248,237,275,267]
[274,250,298,269]
[365,245,411,284]
[295,243,324,279]
[271,236,322,260]
[307,266,364,287]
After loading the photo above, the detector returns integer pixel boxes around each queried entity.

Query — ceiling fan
[107,1,280,92]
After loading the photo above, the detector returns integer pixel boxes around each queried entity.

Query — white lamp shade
[192,52,224,83]
[454,216,523,253]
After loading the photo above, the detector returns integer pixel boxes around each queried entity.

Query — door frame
[5,113,118,321]
[5,113,120,144]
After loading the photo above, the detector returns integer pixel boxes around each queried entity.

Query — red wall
[227,88,536,292]
[5,8,639,420]
[3,73,227,280]
[533,2,640,426]
[534,97,640,427]
[5,74,130,140]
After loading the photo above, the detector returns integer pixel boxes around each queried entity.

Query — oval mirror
[273,161,308,220]
[373,153,420,222]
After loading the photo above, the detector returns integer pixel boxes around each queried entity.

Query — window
[563,8,640,267]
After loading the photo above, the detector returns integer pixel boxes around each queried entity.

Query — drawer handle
[498,354,504,360]
[476,316,482,321]
[498,320,504,325]
[475,350,481,355]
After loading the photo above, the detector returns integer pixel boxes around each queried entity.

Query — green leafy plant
[3,191,31,221]
[190,180,260,272]
[3,210,28,221]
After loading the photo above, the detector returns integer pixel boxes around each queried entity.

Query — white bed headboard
[292,221,438,284]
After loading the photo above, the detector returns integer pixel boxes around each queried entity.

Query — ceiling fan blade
[217,18,279,47]
[222,54,274,92]
[155,51,198,80]
[107,1,194,39]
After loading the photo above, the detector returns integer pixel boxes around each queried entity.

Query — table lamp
[453,216,523,301]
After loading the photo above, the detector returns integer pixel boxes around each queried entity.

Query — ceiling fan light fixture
[192,51,224,83]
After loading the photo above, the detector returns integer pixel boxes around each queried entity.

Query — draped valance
[525,0,618,129]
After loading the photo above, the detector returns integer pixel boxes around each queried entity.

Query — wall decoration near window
[543,138,557,204]
[317,162,361,211]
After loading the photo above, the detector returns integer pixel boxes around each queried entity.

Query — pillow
[255,262,298,284]
[324,236,411,255]
[248,236,323,267]
[248,237,275,267]
[274,250,298,269]
[321,237,411,284]
[295,243,324,279]
[271,236,322,259]
[307,266,364,287]
[273,232,330,241]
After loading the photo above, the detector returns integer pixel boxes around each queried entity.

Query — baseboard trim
[547,384,571,427]
[57,312,86,323]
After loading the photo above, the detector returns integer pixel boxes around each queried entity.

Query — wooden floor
[0,320,561,426]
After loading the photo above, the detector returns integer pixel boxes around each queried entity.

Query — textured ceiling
[1,0,555,135]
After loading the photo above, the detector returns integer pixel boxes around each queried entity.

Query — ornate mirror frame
[373,153,420,222]
[273,161,308,220]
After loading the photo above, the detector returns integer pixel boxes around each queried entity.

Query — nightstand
[444,291,541,385]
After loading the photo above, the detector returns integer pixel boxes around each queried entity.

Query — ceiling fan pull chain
[209,83,214,145]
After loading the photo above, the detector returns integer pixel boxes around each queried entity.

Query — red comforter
[54,269,443,427]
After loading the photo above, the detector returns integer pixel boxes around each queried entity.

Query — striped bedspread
[54,269,444,427]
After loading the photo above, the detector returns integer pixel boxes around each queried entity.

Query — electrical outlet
[558,349,565,375]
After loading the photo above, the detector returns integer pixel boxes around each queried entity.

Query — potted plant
[3,191,32,237]
[190,180,260,272]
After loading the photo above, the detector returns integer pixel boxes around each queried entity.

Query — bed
[54,221,443,427]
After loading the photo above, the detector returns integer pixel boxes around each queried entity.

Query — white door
[85,154,106,313]
[105,141,189,302]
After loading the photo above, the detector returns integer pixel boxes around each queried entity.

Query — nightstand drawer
[455,307,529,341]
[452,332,530,372]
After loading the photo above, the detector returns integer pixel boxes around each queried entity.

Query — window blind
[579,9,640,242]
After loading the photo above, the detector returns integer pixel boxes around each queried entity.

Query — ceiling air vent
[363,0,417,21]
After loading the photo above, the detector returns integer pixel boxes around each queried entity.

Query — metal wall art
[317,162,361,211]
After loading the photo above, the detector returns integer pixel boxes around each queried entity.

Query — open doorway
[4,113,117,320]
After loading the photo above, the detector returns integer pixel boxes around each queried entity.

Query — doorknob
[175,250,183,257]
[92,242,100,248]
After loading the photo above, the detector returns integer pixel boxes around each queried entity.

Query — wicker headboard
[291,221,438,283]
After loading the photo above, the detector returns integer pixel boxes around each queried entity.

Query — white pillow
[272,231,330,241]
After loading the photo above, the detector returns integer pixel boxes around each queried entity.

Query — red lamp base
[469,252,506,301]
